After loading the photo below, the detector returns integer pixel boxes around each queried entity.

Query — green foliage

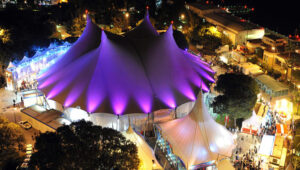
[67,16,86,37]
[212,73,259,120]
[29,120,139,170]
[0,116,25,168]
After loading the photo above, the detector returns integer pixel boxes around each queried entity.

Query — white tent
[242,110,261,130]
[158,92,235,169]
[63,107,90,122]
[122,125,163,170]
[7,61,16,69]
[258,135,275,156]
[20,56,30,63]
[175,101,195,118]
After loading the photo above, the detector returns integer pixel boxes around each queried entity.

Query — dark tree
[173,29,189,50]
[212,73,259,125]
[29,120,139,170]
[0,117,25,169]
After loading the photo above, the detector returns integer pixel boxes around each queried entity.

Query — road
[0,88,39,145]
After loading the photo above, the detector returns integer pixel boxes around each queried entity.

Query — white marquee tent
[158,92,235,169]
[242,110,262,130]
[122,125,163,170]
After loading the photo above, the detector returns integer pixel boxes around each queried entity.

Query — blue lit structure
[5,42,71,91]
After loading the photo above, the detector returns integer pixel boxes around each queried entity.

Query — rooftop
[204,12,260,32]
[188,2,221,11]
[21,105,63,129]
[255,75,288,92]
[278,52,300,67]
[264,34,285,41]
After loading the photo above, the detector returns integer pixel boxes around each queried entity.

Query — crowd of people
[232,110,280,170]
[258,111,277,139]
[233,134,264,170]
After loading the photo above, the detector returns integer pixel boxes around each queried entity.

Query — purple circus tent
[37,12,215,115]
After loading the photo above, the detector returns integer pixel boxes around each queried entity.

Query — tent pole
[117,115,120,131]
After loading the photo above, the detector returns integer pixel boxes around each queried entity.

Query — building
[262,34,287,48]
[255,74,289,99]
[5,43,71,91]
[187,3,265,45]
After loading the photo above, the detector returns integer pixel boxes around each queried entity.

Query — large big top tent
[37,11,215,114]
[157,92,235,168]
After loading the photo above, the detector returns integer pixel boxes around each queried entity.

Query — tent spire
[145,6,150,20]
[126,116,134,134]
[165,22,173,36]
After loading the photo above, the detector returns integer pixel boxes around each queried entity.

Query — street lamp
[124,12,130,29]
[180,14,185,20]
[125,12,129,18]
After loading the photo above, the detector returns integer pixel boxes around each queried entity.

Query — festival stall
[269,136,287,168]
[258,135,275,156]
[242,111,262,134]
[276,124,288,136]
[274,99,293,121]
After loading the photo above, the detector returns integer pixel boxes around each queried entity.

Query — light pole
[124,12,129,30]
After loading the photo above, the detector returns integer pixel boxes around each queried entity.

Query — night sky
[212,0,300,36]
[248,0,299,36]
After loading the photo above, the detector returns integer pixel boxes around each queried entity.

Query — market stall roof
[122,124,163,169]
[157,92,235,168]
[258,135,275,156]
[37,12,214,115]
[242,111,261,129]
[256,74,288,92]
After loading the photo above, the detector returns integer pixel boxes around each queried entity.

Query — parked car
[20,162,28,169]
[18,121,32,130]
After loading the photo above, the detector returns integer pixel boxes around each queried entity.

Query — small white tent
[242,110,261,131]
[7,61,16,69]
[158,92,235,169]
[122,125,163,170]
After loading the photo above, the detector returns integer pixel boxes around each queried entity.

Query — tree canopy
[0,116,25,169]
[29,120,139,170]
[212,73,259,120]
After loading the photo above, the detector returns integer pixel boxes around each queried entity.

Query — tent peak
[189,91,206,122]
[165,24,173,35]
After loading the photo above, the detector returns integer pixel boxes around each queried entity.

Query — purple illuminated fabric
[38,13,215,114]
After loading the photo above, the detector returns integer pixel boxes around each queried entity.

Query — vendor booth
[242,111,262,135]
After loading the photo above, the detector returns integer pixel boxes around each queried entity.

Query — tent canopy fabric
[38,12,215,115]
[242,111,261,130]
[7,61,16,69]
[122,125,163,170]
[158,92,235,168]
